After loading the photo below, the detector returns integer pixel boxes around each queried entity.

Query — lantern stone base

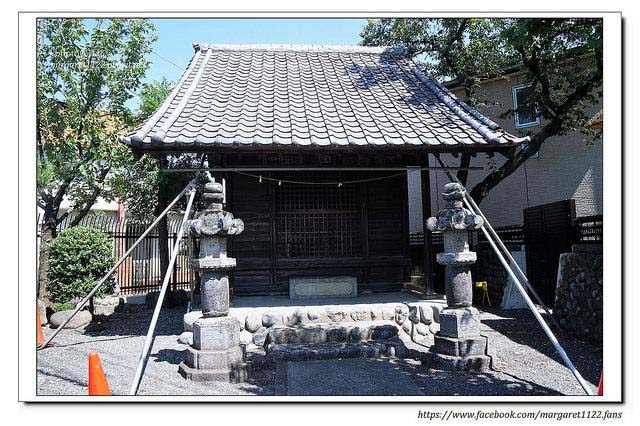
[179,316,250,382]
[178,361,251,383]
[425,307,493,373]
[426,351,492,373]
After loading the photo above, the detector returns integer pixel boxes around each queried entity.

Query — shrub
[52,302,75,312]
[47,226,115,303]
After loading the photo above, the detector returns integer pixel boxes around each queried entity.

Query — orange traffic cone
[36,302,44,348]
[88,352,112,396]
[597,371,603,396]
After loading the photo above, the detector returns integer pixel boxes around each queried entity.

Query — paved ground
[37,306,601,397]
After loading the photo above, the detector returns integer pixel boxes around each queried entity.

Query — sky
[142,19,369,88]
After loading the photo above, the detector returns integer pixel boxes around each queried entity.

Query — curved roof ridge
[193,43,406,57]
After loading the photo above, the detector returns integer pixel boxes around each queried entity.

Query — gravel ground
[400,308,602,396]
[37,306,601,397]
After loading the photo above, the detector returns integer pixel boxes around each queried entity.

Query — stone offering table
[178,180,250,382]
[425,183,493,372]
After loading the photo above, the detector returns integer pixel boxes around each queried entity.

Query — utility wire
[233,171,407,187]
[151,51,187,72]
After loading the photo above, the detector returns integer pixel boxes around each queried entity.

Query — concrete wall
[407,74,603,228]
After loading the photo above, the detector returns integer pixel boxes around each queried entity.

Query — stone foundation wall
[553,248,603,343]
[182,301,446,349]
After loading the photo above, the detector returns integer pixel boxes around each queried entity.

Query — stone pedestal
[424,183,493,373]
[178,180,249,382]
[178,317,249,382]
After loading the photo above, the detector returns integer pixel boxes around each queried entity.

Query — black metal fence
[37,212,192,295]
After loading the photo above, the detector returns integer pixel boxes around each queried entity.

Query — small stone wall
[182,301,446,349]
[553,246,603,343]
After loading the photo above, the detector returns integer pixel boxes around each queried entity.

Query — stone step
[265,340,400,363]
[267,321,399,345]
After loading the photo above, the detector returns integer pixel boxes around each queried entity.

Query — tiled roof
[122,44,528,151]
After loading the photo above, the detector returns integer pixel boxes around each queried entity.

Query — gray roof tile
[123,44,528,151]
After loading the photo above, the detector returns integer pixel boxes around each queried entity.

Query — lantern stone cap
[426,183,484,232]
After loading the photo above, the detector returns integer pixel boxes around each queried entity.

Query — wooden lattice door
[274,173,362,258]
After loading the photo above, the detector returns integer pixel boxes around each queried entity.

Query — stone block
[439,307,480,339]
[350,308,370,321]
[239,330,253,345]
[427,352,491,373]
[350,325,372,341]
[408,304,420,324]
[401,321,412,334]
[282,309,301,326]
[185,345,242,370]
[382,306,396,320]
[370,324,398,340]
[395,305,409,325]
[325,326,349,342]
[178,331,193,345]
[369,306,383,320]
[432,304,444,323]
[325,308,348,323]
[268,326,327,345]
[183,311,203,332]
[50,310,92,329]
[231,312,246,331]
[92,296,122,317]
[178,361,250,383]
[429,322,440,334]
[262,312,280,327]
[433,334,487,357]
[245,314,261,332]
[289,276,357,299]
[419,304,434,324]
[253,327,269,347]
[200,274,230,317]
[306,309,321,322]
[416,322,429,336]
[193,317,240,350]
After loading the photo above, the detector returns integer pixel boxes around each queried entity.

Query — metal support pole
[38,181,195,350]
[462,195,561,328]
[432,157,594,395]
[129,188,197,395]
[433,156,558,327]
[478,222,595,395]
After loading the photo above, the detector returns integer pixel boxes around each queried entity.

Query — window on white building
[512,83,541,129]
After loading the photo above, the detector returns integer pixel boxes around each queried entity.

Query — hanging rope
[233,170,407,186]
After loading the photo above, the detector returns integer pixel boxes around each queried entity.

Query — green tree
[361,18,602,203]
[37,18,156,299]
[111,78,201,286]
[112,78,176,225]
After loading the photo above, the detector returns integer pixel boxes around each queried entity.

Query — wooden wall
[226,171,410,296]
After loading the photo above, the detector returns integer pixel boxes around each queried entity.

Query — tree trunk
[469,121,560,205]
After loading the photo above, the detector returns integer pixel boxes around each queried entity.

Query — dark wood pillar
[156,156,171,290]
[421,156,435,295]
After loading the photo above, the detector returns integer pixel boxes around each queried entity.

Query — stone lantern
[178,180,248,382]
[425,183,493,372]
